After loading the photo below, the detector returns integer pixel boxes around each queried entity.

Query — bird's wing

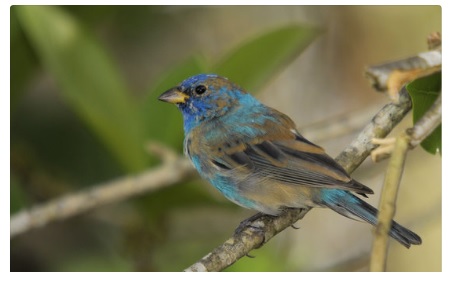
[209,108,373,196]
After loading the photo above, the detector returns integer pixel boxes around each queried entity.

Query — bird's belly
[207,174,260,210]
[210,172,317,216]
[242,179,317,215]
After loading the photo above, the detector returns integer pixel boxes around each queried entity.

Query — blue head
[158,74,260,132]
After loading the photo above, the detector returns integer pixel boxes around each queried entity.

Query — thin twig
[370,134,410,272]
[184,88,412,272]
[10,143,197,238]
[408,93,442,148]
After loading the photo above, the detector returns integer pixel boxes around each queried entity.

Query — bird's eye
[194,85,207,95]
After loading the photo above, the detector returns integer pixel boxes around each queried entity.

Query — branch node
[371,137,396,162]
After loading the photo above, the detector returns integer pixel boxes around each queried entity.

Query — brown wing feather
[209,108,373,196]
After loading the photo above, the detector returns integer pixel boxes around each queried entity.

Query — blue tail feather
[320,189,422,248]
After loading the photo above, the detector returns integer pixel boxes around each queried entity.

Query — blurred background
[10,6,441,271]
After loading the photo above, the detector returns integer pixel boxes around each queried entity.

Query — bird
[158,73,422,248]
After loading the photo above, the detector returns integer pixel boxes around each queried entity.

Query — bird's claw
[234,212,266,235]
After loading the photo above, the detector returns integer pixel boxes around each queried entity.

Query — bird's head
[159,74,257,131]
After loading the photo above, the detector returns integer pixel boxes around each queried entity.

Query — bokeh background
[10,5,441,271]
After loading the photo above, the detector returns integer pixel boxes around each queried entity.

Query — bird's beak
[158,87,188,104]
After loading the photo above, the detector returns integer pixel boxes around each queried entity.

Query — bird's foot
[234,212,267,235]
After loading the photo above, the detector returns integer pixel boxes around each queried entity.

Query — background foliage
[10,6,441,271]
[406,72,442,154]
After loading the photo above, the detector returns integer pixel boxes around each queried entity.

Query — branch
[335,87,411,172]
[367,32,441,161]
[370,92,441,271]
[370,134,410,272]
[365,50,441,103]
[10,142,197,238]
[184,88,412,272]
[371,92,442,162]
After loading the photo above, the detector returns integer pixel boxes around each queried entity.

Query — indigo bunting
[159,74,421,248]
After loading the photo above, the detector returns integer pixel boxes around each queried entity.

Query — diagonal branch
[184,87,412,272]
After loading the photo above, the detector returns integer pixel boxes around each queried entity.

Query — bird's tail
[319,189,422,248]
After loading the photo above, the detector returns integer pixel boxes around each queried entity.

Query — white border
[2,1,447,282]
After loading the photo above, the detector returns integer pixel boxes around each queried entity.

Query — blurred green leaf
[10,9,38,109]
[406,72,441,155]
[10,175,27,214]
[15,6,148,172]
[213,25,319,93]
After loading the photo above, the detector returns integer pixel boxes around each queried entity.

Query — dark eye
[194,85,206,95]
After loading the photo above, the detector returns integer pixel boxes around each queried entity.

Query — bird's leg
[235,208,303,235]
[283,208,302,230]
[234,212,267,235]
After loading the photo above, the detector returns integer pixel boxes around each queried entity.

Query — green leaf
[15,6,148,172]
[406,72,441,155]
[213,25,319,93]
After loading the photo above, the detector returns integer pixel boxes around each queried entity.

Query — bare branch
[10,143,197,238]
[365,35,441,103]
[184,88,413,272]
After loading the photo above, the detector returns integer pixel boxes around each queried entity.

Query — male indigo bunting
[158,74,421,248]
